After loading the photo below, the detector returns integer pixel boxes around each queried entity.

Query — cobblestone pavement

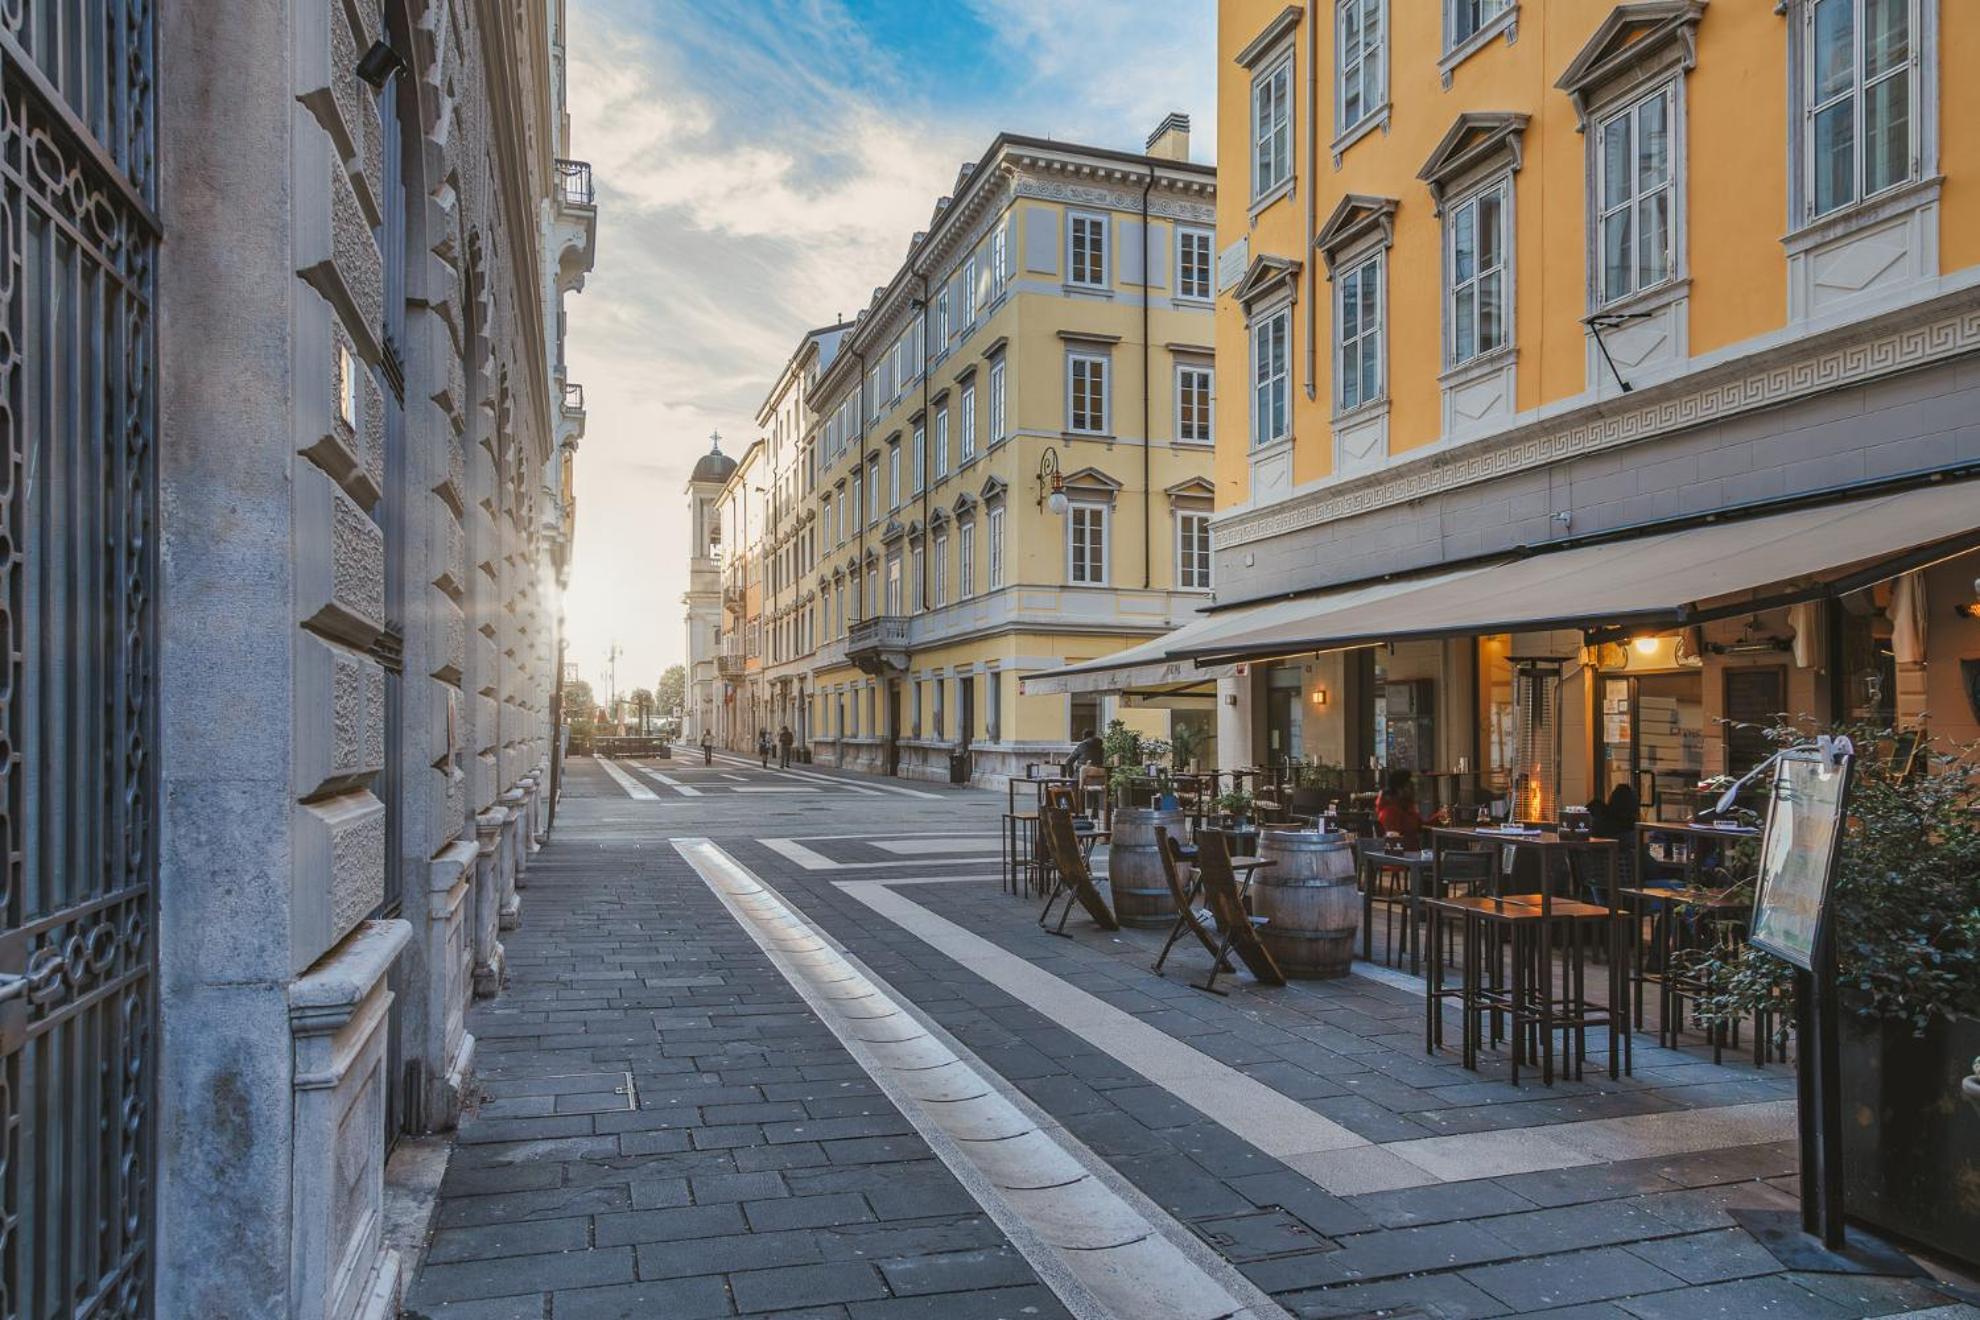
[401,755,1980,1320]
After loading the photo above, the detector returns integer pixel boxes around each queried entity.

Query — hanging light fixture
[1036,446,1068,515]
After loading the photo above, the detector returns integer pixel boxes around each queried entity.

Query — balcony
[846,615,910,676]
[557,379,586,452]
[551,157,597,293]
[722,583,747,613]
[716,650,748,680]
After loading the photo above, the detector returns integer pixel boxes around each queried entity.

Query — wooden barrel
[1106,808,1185,928]
[1252,829,1359,978]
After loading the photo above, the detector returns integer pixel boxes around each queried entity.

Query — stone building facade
[684,438,738,747]
[129,0,593,1314]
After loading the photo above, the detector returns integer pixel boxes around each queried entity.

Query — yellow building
[781,121,1222,785]
[1045,2,1980,819]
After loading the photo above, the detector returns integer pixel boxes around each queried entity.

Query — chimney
[1146,111,1190,162]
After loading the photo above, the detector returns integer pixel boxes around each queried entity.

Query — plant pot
[1839,1006,1980,1267]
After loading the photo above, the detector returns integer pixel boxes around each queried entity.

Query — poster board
[1749,750,1853,970]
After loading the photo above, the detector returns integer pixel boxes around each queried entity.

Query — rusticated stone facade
[155,0,590,1314]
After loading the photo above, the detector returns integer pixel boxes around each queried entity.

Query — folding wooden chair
[1193,830,1285,995]
[1038,804,1118,935]
[1151,825,1230,975]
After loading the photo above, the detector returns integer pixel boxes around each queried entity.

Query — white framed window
[988,359,1007,442]
[987,506,1005,589]
[962,256,978,323]
[1068,353,1109,434]
[1337,254,1383,411]
[911,542,925,608]
[1447,0,1510,50]
[1338,0,1385,135]
[937,288,951,346]
[868,459,881,523]
[1068,213,1108,287]
[1068,503,1108,586]
[888,444,901,509]
[1805,0,1918,220]
[990,223,1009,290]
[934,532,949,606]
[1178,512,1213,590]
[1177,228,1213,300]
[835,489,847,544]
[885,556,902,615]
[1596,85,1674,305]
[959,383,977,461]
[912,422,925,492]
[849,572,862,623]
[1448,180,1509,365]
[336,344,361,429]
[1250,307,1291,446]
[823,500,834,549]
[934,407,950,478]
[1252,54,1293,200]
[851,471,863,530]
[1177,364,1214,444]
[959,523,975,599]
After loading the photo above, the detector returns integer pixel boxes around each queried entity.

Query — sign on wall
[1749,748,1854,970]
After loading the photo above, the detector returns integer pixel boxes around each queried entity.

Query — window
[851,472,863,531]
[937,288,951,346]
[1068,354,1108,434]
[336,344,360,429]
[960,383,977,461]
[962,256,978,322]
[1068,503,1108,585]
[1806,0,1916,219]
[1252,55,1293,199]
[867,459,881,523]
[1177,228,1213,300]
[934,407,950,478]
[934,680,945,737]
[911,542,925,609]
[1596,86,1673,305]
[885,556,902,615]
[1178,512,1213,590]
[835,489,847,544]
[990,222,1008,290]
[1068,213,1107,287]
[1448,0,1510,49]
[987,506,1005,589]
[1338,0,1385,134]
[934,532,949,606]
[1250,307,1290,445]
[850,572,862,623]
[959,523,975,599]
[1448,180,1508,365]
[988,359,1007,442]
[888,444,901,509]
[1337,255,1382,411]
[1177,364,1214,443]
[912,422,925,492]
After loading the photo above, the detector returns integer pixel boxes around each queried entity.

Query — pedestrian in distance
[758,728,771,768]
[700,730,713,766]
[777,724,794,769]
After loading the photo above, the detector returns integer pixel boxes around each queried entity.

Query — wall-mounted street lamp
[1036,446,1068,515]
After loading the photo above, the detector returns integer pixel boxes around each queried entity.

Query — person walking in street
[700,730,713,766]
[758,728,772,768]
[777,724,794,769]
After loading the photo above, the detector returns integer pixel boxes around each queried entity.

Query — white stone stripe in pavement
[838,877,1797,1196]
[672,837,1286,1320]
[594,757,658,800]
[710,751,942,799]
[761,837,1005,873]
[635,766,701,796]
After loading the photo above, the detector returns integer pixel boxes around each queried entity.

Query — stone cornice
[1214,289,1980,549]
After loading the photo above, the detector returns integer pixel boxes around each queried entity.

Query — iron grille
[555,157,593,208]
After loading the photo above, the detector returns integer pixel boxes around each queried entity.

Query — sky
[560,0,1218,702]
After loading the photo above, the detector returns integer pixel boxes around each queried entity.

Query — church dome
[690,444,736,485]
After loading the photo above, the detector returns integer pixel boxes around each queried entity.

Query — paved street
[401,755,1977,1319]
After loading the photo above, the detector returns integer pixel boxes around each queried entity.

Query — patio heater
[1510,659,1565,823]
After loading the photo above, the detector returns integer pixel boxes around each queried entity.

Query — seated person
[1374,769,1445,849]
[1585,784,1640,839]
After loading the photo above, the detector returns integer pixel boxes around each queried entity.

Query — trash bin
[948,750,971,785]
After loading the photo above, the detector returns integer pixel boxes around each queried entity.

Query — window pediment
[951,491,978,518]
[1234,5,1302,68]
[1232,253,1303,311]
[928,506,950,529]
[1315,194,1400,274]
[1062,466,1123,506]
[1418,112,1529,213]
[1163,476,1216,510]
[880,518,907,544]
[979,475,1009,505]
[1556,2,1707,127]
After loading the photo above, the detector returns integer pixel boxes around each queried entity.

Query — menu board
[1749,751,1853,970]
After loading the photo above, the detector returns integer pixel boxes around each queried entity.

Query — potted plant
[1214,789,1255,828]
[1678,722,1980,1266]
[1170,720,1205,775]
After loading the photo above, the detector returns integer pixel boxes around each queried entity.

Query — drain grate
[1188,1208,1339,1262]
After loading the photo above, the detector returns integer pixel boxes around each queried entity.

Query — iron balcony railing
[846,615,909,652]
[556,158,594,208]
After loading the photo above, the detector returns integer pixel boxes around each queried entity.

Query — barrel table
[1106,807,1186,928]
[1252,828,1360,978]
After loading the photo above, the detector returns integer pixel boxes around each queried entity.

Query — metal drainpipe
[1303,0,1318,401]
[1141,168,1154,589]
[915,273,932,610]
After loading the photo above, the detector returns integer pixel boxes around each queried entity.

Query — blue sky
[560,0,1217,696]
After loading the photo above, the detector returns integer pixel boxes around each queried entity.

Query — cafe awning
[1181,479,1980,666]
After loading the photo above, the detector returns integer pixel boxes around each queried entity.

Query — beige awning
[1183,479,1980,665]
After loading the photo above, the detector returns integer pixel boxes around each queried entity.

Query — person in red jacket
[1375,769,1444,848]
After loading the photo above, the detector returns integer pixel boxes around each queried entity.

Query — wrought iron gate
[0,1,160,1316]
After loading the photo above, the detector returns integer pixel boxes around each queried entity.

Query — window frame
[1800,0,1922,223]
[1445,0,1512,53]
[1176,227,1214,301]
[1067,352,1110,435]
[1067,502,1109,587]
[959,382,978,461]
[934,406,950,479]
[1445,176,1512,369]
[933,531,949,607]
[1336,0,1387,141]
[986,505,1005,590]
[1177,510,1213,590]
[887,442,901,509]
[958,522,975,600]
[1593,81,1679,308]
[1067,211,1109,289]
[1176,362,1214,445]
[1252,51,1294,203]
[1335,251,1384,414]
[987,358,1007,443]
[1249,303,1292,447]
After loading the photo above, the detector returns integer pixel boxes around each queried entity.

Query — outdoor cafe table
[1425,826,1631,1080]
[1626,820,1761,1034]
